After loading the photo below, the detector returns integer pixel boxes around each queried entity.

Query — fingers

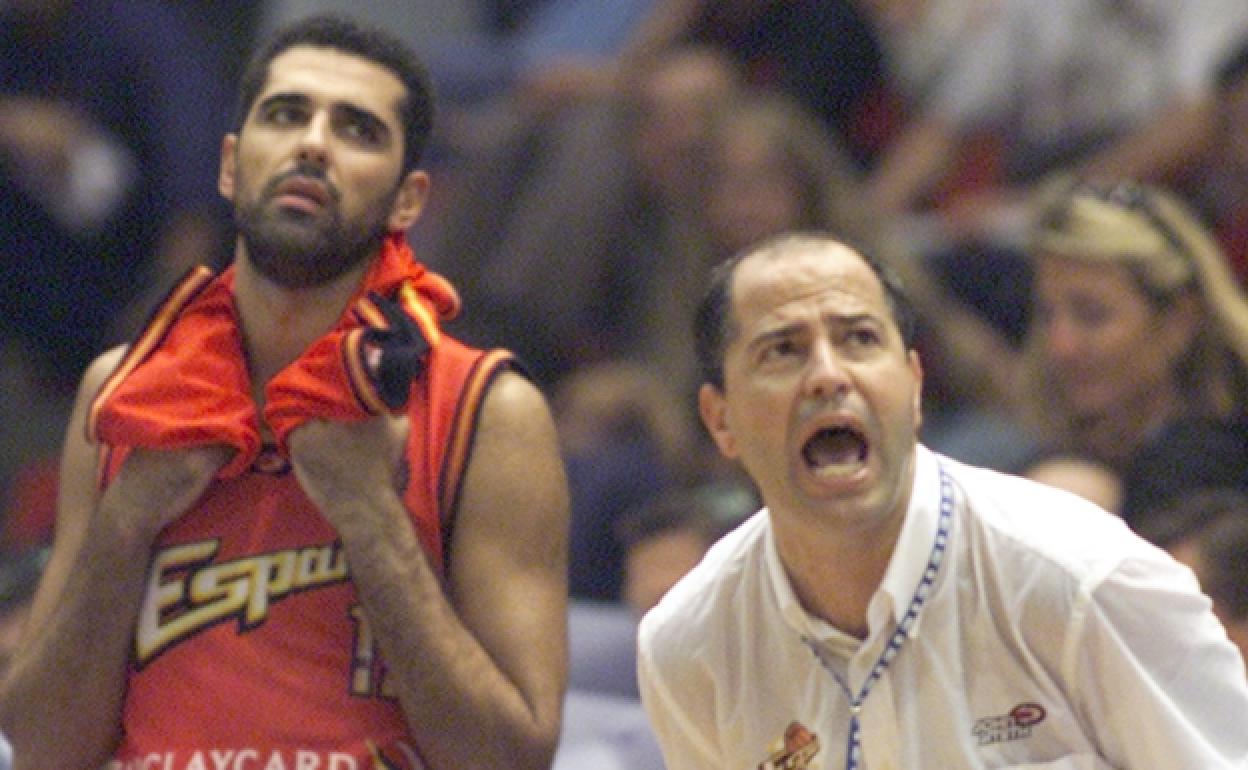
[105,445,233,541]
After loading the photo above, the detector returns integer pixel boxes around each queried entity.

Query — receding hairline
[722,236,886,341]
[732,235,882,294]
[748,234,864,260]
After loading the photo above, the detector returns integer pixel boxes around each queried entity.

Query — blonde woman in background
[1020,178,1248,477]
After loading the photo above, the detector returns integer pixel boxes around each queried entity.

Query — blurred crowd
[2,0,1248,764]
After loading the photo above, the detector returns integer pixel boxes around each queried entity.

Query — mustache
[262,164,341,203]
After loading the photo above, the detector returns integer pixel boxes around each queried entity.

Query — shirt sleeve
[636,617,723,770]
[1065,554,1248,769]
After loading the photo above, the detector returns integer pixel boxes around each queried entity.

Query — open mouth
[801,426,868,476]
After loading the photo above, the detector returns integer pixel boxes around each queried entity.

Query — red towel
[88,233,460,479]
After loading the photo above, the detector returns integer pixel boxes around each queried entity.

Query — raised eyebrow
[254,94,391,135]
[827,311,885,329]
[256,92,310,114]
[746,322,804,351]
[336,103,391,136]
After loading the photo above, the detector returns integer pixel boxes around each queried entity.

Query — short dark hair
[693,233,917,388]
[234,14,435,171]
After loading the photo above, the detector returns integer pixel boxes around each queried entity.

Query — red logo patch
[1009,702,1046,728]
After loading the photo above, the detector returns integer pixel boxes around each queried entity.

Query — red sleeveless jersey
[104,339,513,770]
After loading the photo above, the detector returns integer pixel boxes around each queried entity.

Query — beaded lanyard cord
[805,463,954,770]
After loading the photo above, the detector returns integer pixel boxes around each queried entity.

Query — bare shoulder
[475,368,556,436]
[458,367,566,514]
[20,345,129,633]
[64,346,127,456]
[451,366,567,558]
[79,346,129,404]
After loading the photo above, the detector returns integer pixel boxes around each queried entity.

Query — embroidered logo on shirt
[972,702,1047,746]
[758,721,821,770]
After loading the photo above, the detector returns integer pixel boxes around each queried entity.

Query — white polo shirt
[638,445,1248,770]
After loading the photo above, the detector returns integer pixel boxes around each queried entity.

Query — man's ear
[218,134,238,202]
[387,169,431,232]
[698,383,739,459]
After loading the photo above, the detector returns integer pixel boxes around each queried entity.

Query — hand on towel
[287,414,410,535]
[102,445,234,542]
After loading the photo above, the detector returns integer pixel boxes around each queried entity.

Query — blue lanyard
[805,463,954,770]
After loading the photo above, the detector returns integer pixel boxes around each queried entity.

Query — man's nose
[804,339,851,400]
[296,111,331,167]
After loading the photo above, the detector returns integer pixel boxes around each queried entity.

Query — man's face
[221,46,409,288]
[699,242,922,532]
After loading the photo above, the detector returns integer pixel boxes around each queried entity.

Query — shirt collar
[767,444,945,643]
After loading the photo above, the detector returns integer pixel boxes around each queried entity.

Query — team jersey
[103,338,512,770]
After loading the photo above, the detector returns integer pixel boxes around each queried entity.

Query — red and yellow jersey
[104,339,513,770]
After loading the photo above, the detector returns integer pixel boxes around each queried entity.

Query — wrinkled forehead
[732,244,886,325]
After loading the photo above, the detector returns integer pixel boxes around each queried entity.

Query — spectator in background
[616,482,755,616]
[554,360,701,601]
[701,93,873,264]
[1018,179,1248,476]
[865,0,1248,222]
[1134,488,1248,665]
[0,0,232,387]
[426,45,742,385]
[861,0,1248,349]
[850,0,1004,223]
[622,0,895,169]
[0,0,233,550]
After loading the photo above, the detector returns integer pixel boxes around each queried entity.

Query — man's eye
[267,105,304,124]
[761,339,799,360]
[340,116,383,145]
[848,327,882,346]
[344,122,376,141]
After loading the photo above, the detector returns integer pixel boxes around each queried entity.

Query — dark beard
[234,168,395,289]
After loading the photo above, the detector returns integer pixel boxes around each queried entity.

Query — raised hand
[287,416,410,536]
[102,445,233,544]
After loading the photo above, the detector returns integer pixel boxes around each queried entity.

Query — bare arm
[0,349,229,770]
[289,370,570,770]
